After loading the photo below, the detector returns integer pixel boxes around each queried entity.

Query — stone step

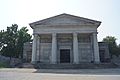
[34,63,118,69]
[16,63,35,68]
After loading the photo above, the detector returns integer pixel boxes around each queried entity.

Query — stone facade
[0,55,22,67]
[23,42,32,62]
[27,13,104,64]
[23,42,110,63]
[98,42,110,62]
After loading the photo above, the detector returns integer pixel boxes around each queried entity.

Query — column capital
[33,33,38,35]
[52,33,56,37]
[33,34,40,39]
[73,32,78,37]
[93,32,98,35]
[33,34,38,37]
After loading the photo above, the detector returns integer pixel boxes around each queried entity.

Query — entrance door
[60,49,70,63]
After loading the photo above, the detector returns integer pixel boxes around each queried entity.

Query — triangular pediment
[30,13,101,28]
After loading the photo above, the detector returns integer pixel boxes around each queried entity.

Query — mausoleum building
[27,13,109,64]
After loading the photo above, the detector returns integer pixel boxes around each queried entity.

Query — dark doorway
[60,49,70,63]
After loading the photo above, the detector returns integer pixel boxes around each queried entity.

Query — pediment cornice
[30,13,101,29]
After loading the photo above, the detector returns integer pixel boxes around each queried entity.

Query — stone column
[90,35,94,62]
[36,35,40,61]
[93,32,100,63]
[51,33,57,64]
[31,34,37,64]
[73,33,79,64]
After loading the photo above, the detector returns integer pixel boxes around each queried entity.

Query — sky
[0,0,120,44]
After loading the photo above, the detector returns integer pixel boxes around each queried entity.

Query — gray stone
[24,13,108,65]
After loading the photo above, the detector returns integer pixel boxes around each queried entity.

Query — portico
[30,13,101,64]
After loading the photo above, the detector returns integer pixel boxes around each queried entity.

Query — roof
[29,13,101,29]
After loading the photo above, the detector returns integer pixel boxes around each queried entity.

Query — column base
[50,61,57,64]
[94,61,100,64]
[73,62,79,64]
[31,61,36,64]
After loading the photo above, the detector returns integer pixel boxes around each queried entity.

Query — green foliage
[103,36,119,56]
[0,30,5,50]
[0,62,9,68]
[17,27,32,58]
[0,24,32,58]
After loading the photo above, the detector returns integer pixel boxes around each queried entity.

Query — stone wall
[98,42,110,62]
[78,34,93,62]
[23,42,110,63]
[111,55,120,66]
[23,42,32,62]
[0,55,22,67]
[39,43,51,63]
[0,55,10,63]
[79,43,93,62]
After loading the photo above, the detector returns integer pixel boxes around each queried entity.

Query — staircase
[16,63,35,68]
[34,63,118,69]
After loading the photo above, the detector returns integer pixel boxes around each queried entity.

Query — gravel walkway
[0,68,120,80]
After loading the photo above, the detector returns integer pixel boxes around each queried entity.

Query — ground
[0,68,120,80]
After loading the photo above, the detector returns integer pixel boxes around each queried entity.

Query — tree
[0,24,31,58]
[0,30,5,50]
[1,24,18,58]
[16,27,32,58]
[102,36,118,56]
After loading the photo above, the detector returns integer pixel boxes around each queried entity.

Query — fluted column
[51,33,57,64]
[31,34,37,64]
[73,33,79,64]
[93,32,100,63]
